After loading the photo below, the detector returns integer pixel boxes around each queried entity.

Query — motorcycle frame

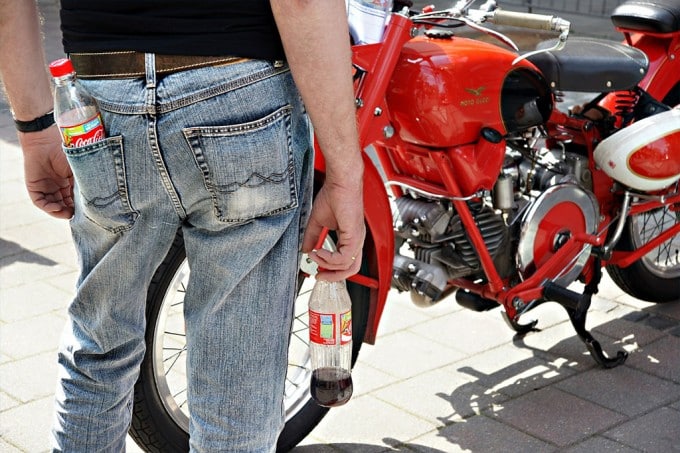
[313,11,680,344]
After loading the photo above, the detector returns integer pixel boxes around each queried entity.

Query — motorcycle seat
[611,0,680,34]
[527,37,648,93]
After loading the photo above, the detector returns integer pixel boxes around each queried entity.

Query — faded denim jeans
[52,56,313,452]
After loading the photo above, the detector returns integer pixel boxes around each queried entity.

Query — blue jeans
[52,56,313,452]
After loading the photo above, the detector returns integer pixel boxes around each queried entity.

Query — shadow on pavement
[0,238,59,268]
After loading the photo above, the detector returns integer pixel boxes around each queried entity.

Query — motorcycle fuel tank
[386,34,552,148]
[594,108,680,191]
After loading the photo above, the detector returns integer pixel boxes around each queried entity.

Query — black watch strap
[13,111,56,133]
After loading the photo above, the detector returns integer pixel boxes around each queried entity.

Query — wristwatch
[13,111,56,133]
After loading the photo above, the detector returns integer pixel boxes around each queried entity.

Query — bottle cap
[49,58,76,78]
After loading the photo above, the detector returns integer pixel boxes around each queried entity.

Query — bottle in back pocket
[49,58,105,147]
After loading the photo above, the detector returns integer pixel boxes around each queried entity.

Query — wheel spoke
[633,206,680,277]
[164,346,186,374]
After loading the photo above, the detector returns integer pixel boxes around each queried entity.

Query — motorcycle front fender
[313,146,394,345]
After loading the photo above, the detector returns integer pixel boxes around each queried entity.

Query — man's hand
[302,169,366,281]
[19,126,74,219]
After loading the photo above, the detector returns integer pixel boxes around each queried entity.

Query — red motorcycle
[129,0,680,451]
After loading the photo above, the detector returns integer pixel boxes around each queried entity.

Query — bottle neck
[53,73,77,86]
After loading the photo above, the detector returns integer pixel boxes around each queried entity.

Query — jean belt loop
[144,53,156,88]
[144,53,158,114]
[144,53,157,89]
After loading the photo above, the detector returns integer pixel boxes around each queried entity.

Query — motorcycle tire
[606,205,680,303]
[128,229,371,452]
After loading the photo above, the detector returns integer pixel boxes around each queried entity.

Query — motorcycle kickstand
[502,310,539,335]
[543,261,628,368]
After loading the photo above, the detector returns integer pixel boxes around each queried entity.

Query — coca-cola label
[309,309,352,346]
[60,113,105,147]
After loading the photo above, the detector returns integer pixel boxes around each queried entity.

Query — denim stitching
[183,105,298,224]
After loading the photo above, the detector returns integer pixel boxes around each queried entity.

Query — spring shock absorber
[611,89,638,125]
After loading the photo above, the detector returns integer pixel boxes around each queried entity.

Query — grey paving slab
[0,438,23,453]
[409,414,556,452]
[593,311,669,348]
[305,394,437,447]
[555,365,680,416]
[647,301,680,322]
[0,390,21,412]
[0,251,75,290]
[348,355,403,398]
[486,386,626,447]
[563,436,639,453]
[408,308,515,357]
[0,352,59,403]
[445,343,580,398]
[0,281,71,323]
[0,313,65,361]
[604,407,680,451]
[373,368,506,423]
[1,220,73,256]
[371,293,438,337]
[356,330,467,379]
[0,202,55,232]
[625,335,680,384]
[0,396,54,453]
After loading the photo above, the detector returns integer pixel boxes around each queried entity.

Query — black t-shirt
[60,0,284,61]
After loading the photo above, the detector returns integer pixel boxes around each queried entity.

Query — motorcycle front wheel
[606,205,680,302]
[128,230,371,452]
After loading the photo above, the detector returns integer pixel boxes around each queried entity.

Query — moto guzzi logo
[460,86,490,107]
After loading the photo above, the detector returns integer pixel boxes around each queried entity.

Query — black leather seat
[611,0,680,34]
[527,37,649,93]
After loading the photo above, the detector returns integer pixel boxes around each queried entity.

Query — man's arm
[0,0,74,219]
[271,0,365,281]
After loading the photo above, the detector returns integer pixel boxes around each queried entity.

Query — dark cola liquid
[310,367,353,407]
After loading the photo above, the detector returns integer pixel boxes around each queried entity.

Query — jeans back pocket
[183,105,298,225]
[64,136,138,233]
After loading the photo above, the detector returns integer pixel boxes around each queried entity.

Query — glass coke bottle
[308,279,353,407]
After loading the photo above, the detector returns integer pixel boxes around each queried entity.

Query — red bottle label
[60,113,105,147]
[309,310,352,346]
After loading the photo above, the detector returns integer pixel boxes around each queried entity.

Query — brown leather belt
[69,52,249,79]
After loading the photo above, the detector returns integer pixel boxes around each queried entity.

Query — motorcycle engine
[391,196,513,306]
[391,144,599,306]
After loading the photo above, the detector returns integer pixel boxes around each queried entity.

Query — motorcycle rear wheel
[128,229,371,452]
[606,205,680,302]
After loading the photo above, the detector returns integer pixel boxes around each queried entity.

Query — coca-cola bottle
[49,58,105,147]
[308,279,354,407]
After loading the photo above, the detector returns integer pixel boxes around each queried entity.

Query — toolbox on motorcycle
[594,107,680,191]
